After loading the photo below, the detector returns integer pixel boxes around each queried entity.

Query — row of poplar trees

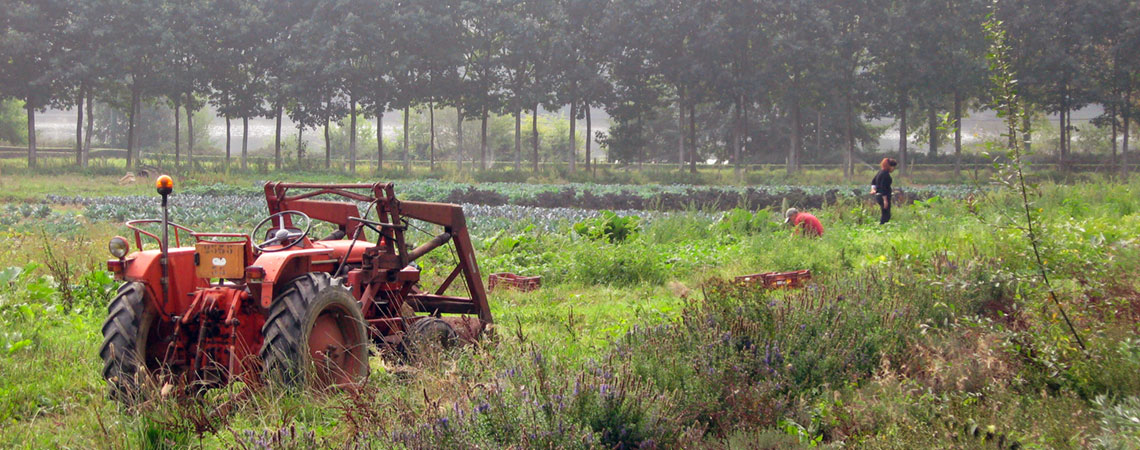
[1,0,1139,174]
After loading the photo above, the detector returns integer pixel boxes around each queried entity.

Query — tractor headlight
[109,236,130,259]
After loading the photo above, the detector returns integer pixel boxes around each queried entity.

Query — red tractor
[100,177,492,398]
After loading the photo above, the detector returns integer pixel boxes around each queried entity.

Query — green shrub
[1092,395,1140,449]
[0,99,27,146]
[1068,338,1140,400]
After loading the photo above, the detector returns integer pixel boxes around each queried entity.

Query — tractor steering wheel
[251,210,312,253]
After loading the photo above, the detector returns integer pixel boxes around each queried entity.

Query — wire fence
[1,145,1135,176]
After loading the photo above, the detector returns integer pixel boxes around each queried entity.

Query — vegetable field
[0,173,1138,449]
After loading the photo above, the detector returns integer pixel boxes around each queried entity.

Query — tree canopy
[1,0,1137,173]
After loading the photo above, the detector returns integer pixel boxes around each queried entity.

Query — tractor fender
[252,248,334,308]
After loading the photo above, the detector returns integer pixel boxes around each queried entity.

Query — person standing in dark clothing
[871,158,898,224]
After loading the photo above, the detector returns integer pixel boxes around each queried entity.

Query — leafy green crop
[714,208,778,236]
[573,210,641,244]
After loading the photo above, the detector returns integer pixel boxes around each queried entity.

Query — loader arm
[397,201,492,323]
[261,182,492,325]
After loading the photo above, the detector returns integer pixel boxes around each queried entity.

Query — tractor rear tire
[260,273,368,389]
[99,282,157,401]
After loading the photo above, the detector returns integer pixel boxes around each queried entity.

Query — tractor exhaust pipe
[156,175,174,306]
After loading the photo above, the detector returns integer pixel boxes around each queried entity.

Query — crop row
[175,180,976,212]
[41,194,684,238]
[39,179,975,237]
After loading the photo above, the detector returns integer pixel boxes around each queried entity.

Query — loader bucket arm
[261,182,492,324]
[398,201,493,323]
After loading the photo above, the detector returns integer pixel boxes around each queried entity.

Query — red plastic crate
[488,272,541,293]
[734,269,812,289]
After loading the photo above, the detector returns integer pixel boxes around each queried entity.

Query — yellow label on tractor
[195,242,246,279]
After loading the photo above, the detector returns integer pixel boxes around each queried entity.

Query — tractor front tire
[99,282,157,401]
[260,273,368,389]
[402,316,459,359]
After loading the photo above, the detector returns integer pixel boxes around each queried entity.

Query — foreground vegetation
[0,173,1138,448]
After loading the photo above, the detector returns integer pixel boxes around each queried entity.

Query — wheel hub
[308,311,358,386]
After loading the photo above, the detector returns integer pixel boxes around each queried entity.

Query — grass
[0,172,1138,447]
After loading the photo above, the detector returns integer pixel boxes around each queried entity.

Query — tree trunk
[480,108,488,170]
[186,100,195,167]
[225,116,231,166]
[1059,81,1070,168]
[743,97,751,162]
[1065,107,1071,163]
[127,87,139,169]
[174,98,181,167]
[324,115,331,169]
[689,102,697,173]
[84,92,94,167]
[844,93,854,180]
[383,111,387,173]
[1023,112,1032,154]
[274,102,283,170]
[1124,79,1132,179]
[349,98,357,173]
[26,97,36,169]
[638,114,644,168]
[788,99,801,175]
[733,96,742,176]
[456,108,464,171]
[927,108,938,157]
[296,126,304,169]
[569,100,577,171]
[242,116,249,170]
[1058,106,1065,164]
[514,109,522,171]
[133,96,142,162]
[532,104,539,172]
[1111,101,1118,174]
[897,92,907,173]
[1064,107,1070,161]
[677,92,685,170]
[111,108,118,149]
[954,91,962,176]
[586,103,593,172]
[429,101,436,171]
[815,109,823,157]
[75,88,83,166]
[403,106,410,173]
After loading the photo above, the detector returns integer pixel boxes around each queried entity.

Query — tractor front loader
[100,177,491,399]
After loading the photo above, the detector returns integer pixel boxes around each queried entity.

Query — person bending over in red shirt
[784,208,824,237]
